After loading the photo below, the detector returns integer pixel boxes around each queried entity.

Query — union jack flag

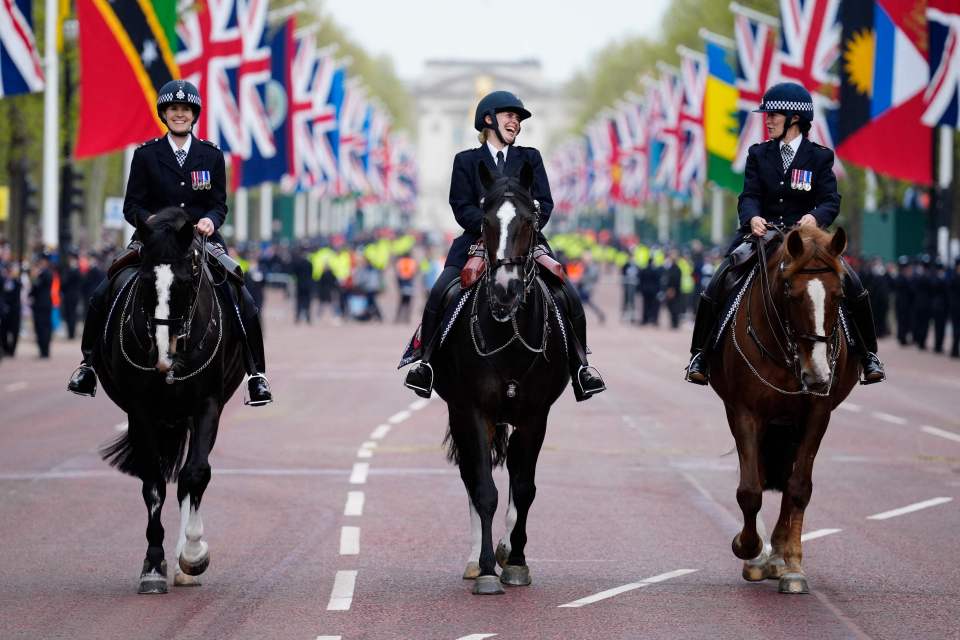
[732,9,779,173]
[585,117,613,207]
[774,0,843,171]
[653,68,683,195]
[338,78,370,196]
[363,106,390,202]
[237,0,274,160]
[0,0,44,97]
[287,35,338,192]
[924,3,960,127]
[388,133,417,210]
[678,50,707,198]
[616,96,649,206]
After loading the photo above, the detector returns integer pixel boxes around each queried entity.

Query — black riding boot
[404,267,460,398]
[684,293,718,385]
[230,283,273,406]
[848,291,886,384]
[553,278,605,402]
[67,280,108,397]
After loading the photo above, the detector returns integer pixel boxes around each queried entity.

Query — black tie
[496,150,505,173]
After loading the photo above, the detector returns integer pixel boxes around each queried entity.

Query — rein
[734,229,842,397]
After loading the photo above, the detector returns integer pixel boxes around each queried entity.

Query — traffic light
[59,163,84,249]
[22,173,39,218]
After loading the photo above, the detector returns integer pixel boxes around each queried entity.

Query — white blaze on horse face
[806,278,830,381]
[495,201,517,262]
[153,264,175,371]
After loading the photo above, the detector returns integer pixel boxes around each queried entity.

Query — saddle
[461,240,566,288]
[106,238,244,286]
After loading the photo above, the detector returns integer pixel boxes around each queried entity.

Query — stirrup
[859,354,886,385]
[244,373,273,406]
[67,365,98,397]
[575,365,606,397]
[684,353,709,385]
[404,361,434,398]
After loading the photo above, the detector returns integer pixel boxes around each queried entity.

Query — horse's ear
[786,229,805,259]
[830,227,847,257]
[518,161,534,191]
[478,161,495,191]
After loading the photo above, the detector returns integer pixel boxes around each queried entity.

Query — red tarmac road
[0,285,958,640]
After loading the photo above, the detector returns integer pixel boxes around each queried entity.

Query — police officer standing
[950,258,960,359]
[67,80,272,405]
[403,90,606,401]
[29,252,53,358]
[60,251,82,340]
[684,82,885,385]
[893,255,914,346]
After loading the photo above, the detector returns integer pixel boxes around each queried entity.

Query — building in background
[412,59,575,233]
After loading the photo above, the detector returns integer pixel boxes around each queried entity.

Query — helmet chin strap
[484,111,510,146]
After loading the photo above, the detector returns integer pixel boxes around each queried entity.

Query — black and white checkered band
[157,92,202,107]
[759,100,814,112]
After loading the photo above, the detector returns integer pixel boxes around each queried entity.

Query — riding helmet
[753,82,814,122]
[156,79,202,121]
[473,90,532,132]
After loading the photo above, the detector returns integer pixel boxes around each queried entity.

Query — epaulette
[199,138,219,149]
[809,141,829,150]
[138,137,162,148]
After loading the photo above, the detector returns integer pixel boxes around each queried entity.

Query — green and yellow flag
[703,38,741,193]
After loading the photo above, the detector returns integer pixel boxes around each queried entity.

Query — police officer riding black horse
[67,80,273,406]
[684,82,885,386]
[403,90,606,401]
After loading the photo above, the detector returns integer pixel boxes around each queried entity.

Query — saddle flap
[461,256,486,288]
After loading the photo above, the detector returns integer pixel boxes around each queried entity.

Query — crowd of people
[2,231,959,362]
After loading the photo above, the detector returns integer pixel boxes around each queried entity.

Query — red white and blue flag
[653,68,683,195]
[0,0,44,97]
[338,78,370,196]
[678,49,707,199]
[731,8,779,173]
[286,35,339,192]
[924,0,960,128]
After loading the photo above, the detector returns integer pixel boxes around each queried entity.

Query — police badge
[176,89,185,100]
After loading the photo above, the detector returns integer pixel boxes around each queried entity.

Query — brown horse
[708,225,859,594]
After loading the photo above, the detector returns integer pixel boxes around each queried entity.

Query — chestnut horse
[708,226,859,594]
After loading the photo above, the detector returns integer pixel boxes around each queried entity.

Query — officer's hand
[196,218,215,237]
[750,216,768,237]
[798,214,817,229]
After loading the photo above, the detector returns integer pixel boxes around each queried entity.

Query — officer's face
[164,104,195,136]
[493,111,521,144]
[766,112,787,139]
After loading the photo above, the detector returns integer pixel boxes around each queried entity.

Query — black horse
[96,208,245,594]
[432,162,569,595]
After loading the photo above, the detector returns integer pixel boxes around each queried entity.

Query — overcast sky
[320,0,672,81]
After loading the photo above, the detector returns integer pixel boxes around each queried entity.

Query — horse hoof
[179,552,210,577]
[500,564,531,587]
[462,561,481,580]
[741,562,767,582]
[778,572,809,594]
[472,575,505,595]
[138,560,167,594]
[495,542,509,569]
[732,533,763,560]
[174,569,202,587]
[765,556,787,580]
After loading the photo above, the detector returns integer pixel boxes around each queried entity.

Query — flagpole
[41,0,60,249]
[259,183,273,241]
[936,126,952,263]
[235,187,249,243]
[122,145,135,244]
[710,184,724,244]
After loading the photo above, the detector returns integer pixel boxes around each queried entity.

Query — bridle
[480,190,540,323]
[734,227,842,396]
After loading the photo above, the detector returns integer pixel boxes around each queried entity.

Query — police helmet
[473,91,532,132]
[754,82,814,122]
[156,80,202,121]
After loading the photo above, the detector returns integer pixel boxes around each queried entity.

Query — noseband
[481,190,539,321]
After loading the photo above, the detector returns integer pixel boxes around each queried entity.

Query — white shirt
[167,133,192,157]
[779,134,801,160]
[486,140,508,165]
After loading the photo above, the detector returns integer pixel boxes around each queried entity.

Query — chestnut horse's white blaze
[153,264,175,371]
[806,278,830,380]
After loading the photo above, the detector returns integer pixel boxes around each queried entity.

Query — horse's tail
[759,419,802,492]
[99,417,190,482]
[443,421,510,469]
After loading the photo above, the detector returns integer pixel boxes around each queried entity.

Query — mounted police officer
[403,90,606,401]
[684,82,885,386]
[67,79,273,405]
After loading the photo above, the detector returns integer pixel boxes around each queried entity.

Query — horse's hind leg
[139,472,168,594]
[728,407,764,561]
[175,399,219,585]
[779,408,831,594]
[498,413,548,587]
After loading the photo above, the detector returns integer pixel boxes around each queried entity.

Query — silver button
[180,202,185,207]
[780,181,784,185]
[779,198,783,203]
[180,181,185,186]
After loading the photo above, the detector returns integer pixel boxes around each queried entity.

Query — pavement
[0,283,957,640]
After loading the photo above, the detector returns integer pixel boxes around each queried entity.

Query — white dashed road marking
[409,398,431,411]
[344,491,364,516]
[801,528,843,542]
[872,411,908,425]
[456,635,498,640]
[388,410,411,424]
[349,463,369,485]
[867,497,953,521]
[326,570,357,611]
[357,448,373,459]
[340,526,360,555]
[315,636,342,640]
[558,569,698,608]
[921,426,960,444]
[838,402,862,413]
[370,424,391,440]
[5,382,27,392]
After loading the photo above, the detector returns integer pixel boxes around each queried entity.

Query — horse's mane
[774,226,843,280]
[142,207,192,263]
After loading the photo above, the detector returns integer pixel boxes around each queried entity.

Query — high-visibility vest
[396,256,417,280]
[678,258,695,294]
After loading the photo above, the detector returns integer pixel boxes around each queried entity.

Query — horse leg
[498,414,548,587]
[455,408,503,596]
[139,471,168,594]
[779,407,831,594]
[763,491,792,580]
[461,497,482,580]
[728,406,764,561]
[175,398,219,585]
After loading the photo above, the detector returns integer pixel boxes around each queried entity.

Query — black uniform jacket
[446,144,554,269]
[733,137,841,253]
[124,134,228,244]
